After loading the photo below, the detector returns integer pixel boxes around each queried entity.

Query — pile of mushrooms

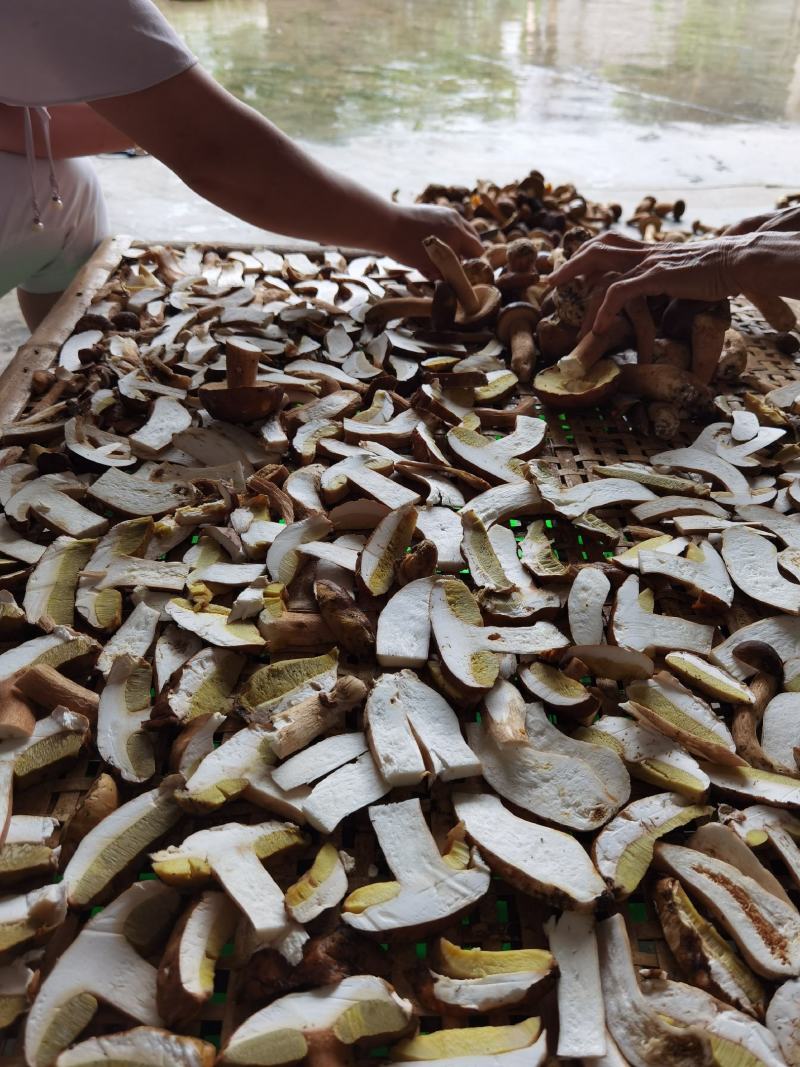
[0,173,799,1065]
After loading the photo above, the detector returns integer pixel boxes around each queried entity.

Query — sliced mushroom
[655,841,800,977]
[75,517,153,631]
[88,467,196,516]
[653,876,766,1018]
[218,975,413,1066]
[539,477,656,519]
[622,671,741,765]
[0,883,66,957]
[664,651,754,705]
[722,525,800,614]
[0,815,59,886]
[163,647,244,724]
[375,577,434,668]
[392,1018,546,1064]
[0,626,99,683]
[151,820,308,941]
[446,423,537,484]
[460,510,514,593]
[238,649,338,722]
[470,685,628,831]
[0,954,37,1032]
[597,913,713,1067]
[54,1028,216,1067]
[518,661,596,719]
[766,978,800,1066]
[359,503,417,597]
[164,598,265,648]
[577,715,710,801]
[23,536,95,627]
[759,692,800,773]
[6,473,108,538]
[457,789,606,913]
[0,516,45,566]
[610,575,715,655]
[302,748,390,834]
[157,890,238,1027]
[545,911,606,1058]
[721,804,800,890]
[24,881,179,1067]
[365,670,479,785]
[284,843,350,924]
[416,505,464,572]
[64,416,135,468]
[638,540,733,608]
[12,706,90,789]
[427,937,555,1015]
[592,792,711,898]
[97,592,166,675]
[702,763,800,809]
[342,798,489,936]
[97,654,155,783]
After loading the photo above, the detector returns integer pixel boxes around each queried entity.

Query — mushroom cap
[534,359,620,409]
[496,302,540,343]
[198,382,283,423]
[455,284,501,327]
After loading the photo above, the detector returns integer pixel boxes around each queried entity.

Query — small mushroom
[423,236,501,327]
[199,342,283,422]
[496,303,539,383]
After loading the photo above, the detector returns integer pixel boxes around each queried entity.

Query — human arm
[0,103,134,158]
[725,204,800,236]
[89,66,482,274]
[547,231,800,333]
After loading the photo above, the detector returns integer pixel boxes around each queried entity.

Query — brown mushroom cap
[497,302,541,344]
[198,382,284,423]
[455,283,501,328]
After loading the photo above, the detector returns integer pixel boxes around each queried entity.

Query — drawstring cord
[23,105,63,230]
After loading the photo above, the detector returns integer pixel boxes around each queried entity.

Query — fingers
[547,234,650,288]
[455,222,485,258]
[594,266,663,334]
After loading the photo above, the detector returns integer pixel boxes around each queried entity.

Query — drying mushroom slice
[702,763,800,808]
[610,575,714,655]
[54,1028,216,1067]
[97,592,166,675]
[518,662,596,719]
[759,692,800,773]
[218,975,413,1067]
[342,798,489,937]
[459,510,514,593]
[565,644,654,681]
[392,1020,546,1065]
[431,579,568,692]
[664,651,754,705]
[63,776,183,907]
[376,576,434,668]
[64,416,135,469]
[576,715,710,801]
[479,525,559,621]
[0,954,36,1031]
[699,422,786,468]
[99,554,189,591]
[272,732,368,792]
[454,792,605,910]
[598,913,713,1067]
[6,473,108,538]
[428,938,555,1015]
[712,615,800,682]
[313,579,374,656]
[544,912,606,1059]
[88,467,196,516]
[638,975,786,1067]
[614,533,686,572]
[687,823,795,907]
[0,815,59,885]
[154,624,203,693]
[238,649,338,722]
[0,882,66,957]
[61,773,118,853]
[465,482,545,528]
[592,792,711,899]
[365,670,479,785]
[623,671,741,765]
[152,821,307,939]
[157,890,238,1027]
[631,496,727,524]
[76,516,152,631]
[22,536,95,627]
[11,707,90,790]
[284,464,326,516]
[163,647,244,724]
[359,503,417,597]
[96,655,154,783]
[767,979,800,1066]
[568,566,611,645]
[638,540,733,608]
[538,477,656,519]
[164,598,265,648]
[471,685,628,831]
[736,505,800,549]
[446,418,543,483]
[266,513,332,584]
[129,396,193,457]
[416,505,463,572]
[655,841,800,978]
[594,462,711,497]
[653,876,767,1018]
[24,881,179,1067]
[284,843,350,924]
[0,626,99,683]
[722,525,800,614]
[651,445,751,498]
[292,418,341,463]
[722,805,800,890]
[321,456,420,510]
[171,712,225,779]
[519,520,570,582]
[0,516,44,566]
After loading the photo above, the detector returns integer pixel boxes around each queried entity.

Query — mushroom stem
[509,322,536,383]
[226,346,259,389]
[15,664,100,722]
[558,317,628,380]
[365,297,433,328]
[423,236,480,316]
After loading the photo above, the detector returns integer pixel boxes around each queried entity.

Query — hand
[725,204,800,236]
[382,203,484,276]
[547,231,780,334]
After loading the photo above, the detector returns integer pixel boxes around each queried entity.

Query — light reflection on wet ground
[156,0,800,194]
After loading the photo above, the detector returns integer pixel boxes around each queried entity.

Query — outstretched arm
[0,103,134,158]
[90,66,481,273]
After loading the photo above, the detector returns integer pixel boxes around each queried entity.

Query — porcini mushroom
[54,1029,216,1067]
[423,236,500,327]
[545,911,606,1058]
[426,937,555,1015]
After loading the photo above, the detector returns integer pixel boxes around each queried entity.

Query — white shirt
[0,0,197,106]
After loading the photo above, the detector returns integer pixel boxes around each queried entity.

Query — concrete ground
[0,150,795,372]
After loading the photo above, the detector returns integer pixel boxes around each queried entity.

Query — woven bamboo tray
[0,237,798,1064]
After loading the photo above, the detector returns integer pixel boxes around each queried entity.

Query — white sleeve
[0,0,197,107]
